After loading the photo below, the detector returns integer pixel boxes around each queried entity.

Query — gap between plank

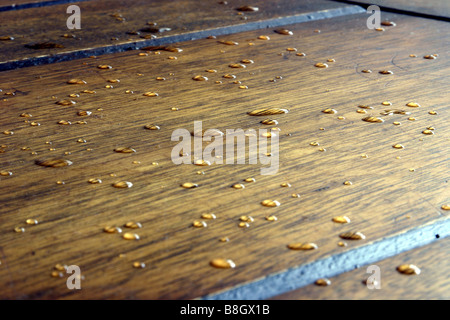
[0,4,365,71]
[201,218,450,300]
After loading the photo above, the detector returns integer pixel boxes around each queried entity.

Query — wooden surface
[272,237,450,300]
[341,0,450,19]
[0,0,361,70]
[0,1,449,300]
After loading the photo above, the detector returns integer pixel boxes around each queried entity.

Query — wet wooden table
[0,0,449,300]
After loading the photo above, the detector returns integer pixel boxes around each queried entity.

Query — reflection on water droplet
[423,54,437,60]
[210,258,235,269]
[112,181,133,188]
[343,181,352,185]
[397,264,420,275]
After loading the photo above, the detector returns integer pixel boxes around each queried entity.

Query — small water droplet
[143,92,158,97]
[296,52,306,57]
[275,28,293,35]
[332,216,351,224]
[218,40,239,45]
[97,65,112,69]
[210,258,235,269]
[182,182,198,189]
[315,278,331,286]
[423,54,437,60]
[397,264,420,275]
[229,63,246,69]
[314,63,328,68]
[406,102,420,108]
[392,144,404,149]
[133,262,146,269]
[393,121,401,126]
[124,222,142,229]
[103,226,122,234]
[338,241,347,247]
[14,227,25,233]
[201,213,216,220]
[422,129,434,135]
[343,181,352,185]
[0,170,12,176]
[26,219,38,225]
[257,35,270,40]
[261,200,280,207]
[265,215,277,221]
[35,159,72,167]
[322,108,337,114]
[248,108,288,116]
[440,204,450,210]
[57,120,71,125]
[193,220,207,228]
[361,69,372,73]
[379,70,394,75]
[112,181,133,188]
[232,183,245,189]
[122,232,140,240]
[239,215,254,222]
[287,242,318,250]
[114,147,136,153]
[238,222,250,228]
[67,79,86,85]
[88,178,102,184]
[339,232,365,240]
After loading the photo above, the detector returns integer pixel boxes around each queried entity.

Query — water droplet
[339,232,365,240]
[321,108,337,114]
[56,100,76,106]
[77,138,86,143]
[57,120,71,125]
[295,52,306,57]
[287,242,318,250]
[237,5,259,11]
[232,183,245,189]
[114,147,136,153]
[397,264,421,275]
[248,108,288,116]
[375,27,385,31]
[343,181,352,185]
[0,170,12,176]
[261,200,280,207]
[315,278,331,286]
[124,222,142,229]
[314,63,328,68]
[362,116,384,123]
[67,79,86,85]
[81,90,96,94]
[257,35,270,40]
[20,113,33,117]
[218,40,238,45]
[75,110,91,117]
[441,204,450,210]
[133,262,146,269]
[327,58,336,62]
[310,141,320,146]
[35,159,72,167]
[337,116,345,120]
[423,54,437,60]
[286,47,297,52]
[182,182,198,189]
[265,215,278,221]
[244,177,255,183]
[192,75,208,81]
[193,221,207,228]
[338,241,347,247]
[229,63,246,68]
[379,70,394,75]
[275,28,293,35]
[332,216,351,224]
[356,109,367,114]
[143,92,158,97]
[361,69,372,73]
[14,227,25,233]
[97,65,112,69]
[122,232,140,240]
[51,271,64,278]
[392,144,404,149]
[393,121,401,126]
[201,213,216,220]
[422,130,434,135]
[104,226,122,234]
[238,222,250,228]
[210,258,235,269]
[112,181,133,188]
[408,117,416,121]
[280,182,291,187]
[26,219,38,225]
[0,36,14,41]
[88,178,102,184]
[223,74,236,79]
[239,215,254,222]
[406,102,420,108]
[239,85,248,89]
[381,21,396,26]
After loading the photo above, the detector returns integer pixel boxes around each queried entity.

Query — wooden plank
[271,237,450,300]
[334,0,450,19]
[0,0,91,12]
[0,0,363,70]
[0,12,449,300]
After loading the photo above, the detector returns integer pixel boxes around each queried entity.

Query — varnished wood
[271,237,450,300]
[0,0,360,70]
[0,11,449,299]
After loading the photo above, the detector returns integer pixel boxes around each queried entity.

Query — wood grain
[271,237,450,300]
[0,12,449,299]
[0,0,361,70]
